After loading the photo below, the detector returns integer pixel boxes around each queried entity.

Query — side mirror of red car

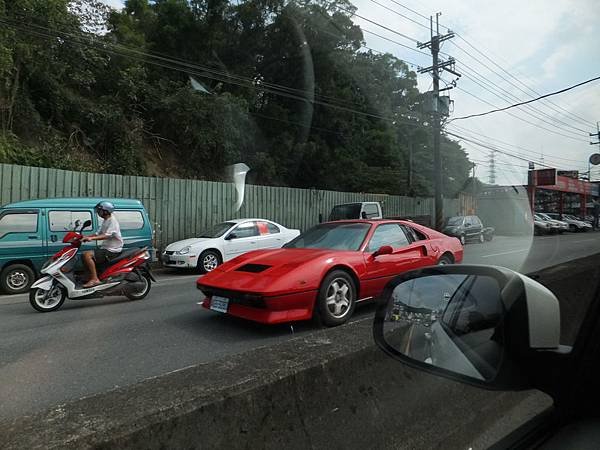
[373,245,393,258]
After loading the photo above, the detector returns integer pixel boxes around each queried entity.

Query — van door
[47,209,96,257]
[0,208,46,274]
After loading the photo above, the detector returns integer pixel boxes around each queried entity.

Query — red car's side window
[367,224,410,252]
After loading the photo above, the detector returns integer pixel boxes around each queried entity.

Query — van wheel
[1,264,35,294]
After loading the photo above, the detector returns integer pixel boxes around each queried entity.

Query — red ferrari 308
[197,220,463,326]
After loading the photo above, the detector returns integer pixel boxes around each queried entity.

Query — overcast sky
[100,0,600,186]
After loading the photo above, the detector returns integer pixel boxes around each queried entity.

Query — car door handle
[28,235,39,240]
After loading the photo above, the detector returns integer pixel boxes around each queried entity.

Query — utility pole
[488,149,496,184]
[590,121,600,182]
[418,13,459,230]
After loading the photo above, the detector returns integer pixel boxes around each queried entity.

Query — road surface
[1,231,599,420]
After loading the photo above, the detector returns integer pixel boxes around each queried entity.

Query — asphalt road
[2,230,600,420]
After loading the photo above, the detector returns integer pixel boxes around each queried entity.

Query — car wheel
[484,233,493,242]
[478,233,485,243]
[460,234,466,245]
[569,225,577,232]
[29,285,66,312]
[438,254,454,265]
[1,264,35,294]
[317,270,356,327]
[198,250,222,274]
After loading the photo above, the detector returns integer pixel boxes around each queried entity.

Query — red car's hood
[198,248,359,296]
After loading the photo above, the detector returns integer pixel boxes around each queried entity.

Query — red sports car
[196,220,463,326]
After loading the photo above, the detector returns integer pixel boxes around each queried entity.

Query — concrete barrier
[1,319,551,450]
[5,254,599,449]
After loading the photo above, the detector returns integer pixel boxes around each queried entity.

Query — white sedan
[162,219,301,273]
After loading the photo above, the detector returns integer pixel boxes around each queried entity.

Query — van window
[49,211,93,232]
[99,211,145,230]
[363,203,380,219]
[0,212,38,238]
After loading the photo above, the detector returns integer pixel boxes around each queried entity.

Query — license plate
[210,295,229,313]
[163,256,172,264]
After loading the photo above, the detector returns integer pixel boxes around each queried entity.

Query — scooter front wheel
[124,274,151,301]
[29,285,66,312]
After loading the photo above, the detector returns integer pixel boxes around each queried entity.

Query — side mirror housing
[225,233,237,240]
[373,265,567,392]
[373,245,393,258]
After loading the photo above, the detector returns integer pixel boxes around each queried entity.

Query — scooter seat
[108,248,145,264]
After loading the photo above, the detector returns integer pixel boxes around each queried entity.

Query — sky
[100,0,600,186]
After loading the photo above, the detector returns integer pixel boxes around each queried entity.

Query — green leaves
[0,0,471,198]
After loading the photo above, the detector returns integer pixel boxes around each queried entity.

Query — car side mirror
[373,245,393,258]
[373,265,568,391]
[225,233,237,240]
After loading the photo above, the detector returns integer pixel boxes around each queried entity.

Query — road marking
[571,239,596,244]
[481,249,529,258]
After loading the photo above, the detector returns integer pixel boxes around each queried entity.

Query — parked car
[442,215,493,244]
[0,198,153,294]
[197,219,463,326]
[328,202,382,221]
[533,215,552,235]
[534,213,563,234]
[535,212,568,233]
[545,213,591,232]
[163,219,300,273]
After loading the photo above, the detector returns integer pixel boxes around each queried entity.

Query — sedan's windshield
[284,223,371,251]
[445,217,463,226]
[198,222,235,238]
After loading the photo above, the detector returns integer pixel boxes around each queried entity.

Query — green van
[0,198,153,294]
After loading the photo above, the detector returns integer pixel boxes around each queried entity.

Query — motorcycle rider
[81,201,123,288]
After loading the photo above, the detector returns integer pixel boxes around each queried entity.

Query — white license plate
[210,295,229,313]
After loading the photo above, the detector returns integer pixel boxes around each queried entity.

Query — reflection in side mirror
[374,265,565,391]
[373,245,393,258]
[383,273,503,381]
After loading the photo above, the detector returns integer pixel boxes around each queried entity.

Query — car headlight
[177,246,191,255]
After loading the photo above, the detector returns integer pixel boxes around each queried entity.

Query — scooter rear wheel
[29,285,66,312]
[125,274,151,301]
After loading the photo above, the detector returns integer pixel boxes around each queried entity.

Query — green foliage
[0,0,472,197]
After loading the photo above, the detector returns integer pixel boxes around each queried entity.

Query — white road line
[571,239,597,244]
[481,249,529,258]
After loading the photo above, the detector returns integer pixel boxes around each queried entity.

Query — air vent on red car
[236,264,271,273]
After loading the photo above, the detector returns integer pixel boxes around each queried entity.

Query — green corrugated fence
[0,163,460,250]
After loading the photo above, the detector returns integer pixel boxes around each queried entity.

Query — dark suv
[443,215,491,245]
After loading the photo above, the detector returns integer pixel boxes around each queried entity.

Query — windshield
[329,204,362,221]
[198,222,235,238]
[284,223,371,251]
[445,217,463,226]
[537,213,551,221]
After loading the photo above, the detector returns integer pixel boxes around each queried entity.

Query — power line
[448,123,588,166]
[455,63,590,135]
[375,0,596,128]
[451,34,596,128]
[452,74,600,121]
[333,4,419,44]
[453,85,590,143]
